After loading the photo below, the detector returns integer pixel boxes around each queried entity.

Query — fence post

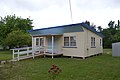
[12,49,15,60]
[17,50,20,61]
[27,47,29,56]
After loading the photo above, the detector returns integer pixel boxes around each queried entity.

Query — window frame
[64,37,70,47]
[64,36,77,48]
[70,36,76,47]
[40,38,44,47]
[36,38,39,47]
[36,37,44,47]
[91,37,96,48]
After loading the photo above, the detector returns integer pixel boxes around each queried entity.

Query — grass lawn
[0,50,12,60]
[0,49,120,80]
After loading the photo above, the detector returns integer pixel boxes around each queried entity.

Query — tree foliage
[85,20,90,26]
[0,14,33,48]
[97,26,102,32]
[102,20,120,48]
[4,30,31,48]
[84,20,102,32]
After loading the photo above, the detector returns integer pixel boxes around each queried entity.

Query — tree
[115,20,120,29]
[108,20,115,29]
[4,30,32,48]
[101,21,116,48]
[112,29,120,43]
[85,20,90,26]
[84,20,97,30]
[0,14,33,48]
[97,26,102,32]
[101,20,120,48]
[102,28,113,48]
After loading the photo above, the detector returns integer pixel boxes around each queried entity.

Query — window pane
[64,42,69,46]
[70,36,76,42]
[70,42,76,46]
[64,37,69,42]
[40,38,44,46]
[94,42,95,46]
[36,38,39,46]
[91,37,95,47]
[91,42,93,47]
[91,37,93,42]
[100,39,102,46]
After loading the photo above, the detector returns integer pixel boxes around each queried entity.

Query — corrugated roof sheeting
[29,24,84,36]
[28,22,104,38]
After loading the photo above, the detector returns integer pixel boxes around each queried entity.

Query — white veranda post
[32,37,35,59]
[38,37,40,53]
[52,36,54,58]
[44,37,46,57]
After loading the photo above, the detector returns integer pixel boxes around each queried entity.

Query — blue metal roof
[81,23,104,38]
[28,22,104,38]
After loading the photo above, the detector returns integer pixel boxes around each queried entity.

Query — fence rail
[11,47,34,61]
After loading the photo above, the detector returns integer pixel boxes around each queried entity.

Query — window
[36,38,44,47]
[91,37,95,48]
[70,36,76,46]
[100,39,102,46]
[64,37,69,46]
[40,38,44,46]
[36,38,39,46]
[64,36,76,47]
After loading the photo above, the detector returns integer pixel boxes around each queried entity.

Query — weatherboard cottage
[28,22,104,59]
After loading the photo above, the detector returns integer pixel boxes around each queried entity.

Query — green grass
[0,50,12,60]
[0,49,120,80]
[103,49,112,54]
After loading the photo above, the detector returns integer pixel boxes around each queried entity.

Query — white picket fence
[11,47,63,61]
[11,47,33,61]
[11,47,45,61]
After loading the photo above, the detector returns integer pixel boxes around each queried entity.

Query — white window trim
[36,37,44,47]
[64,36,77,47]
[64,36,70,47]
[40,38,44,47]
[36,38,39,47]
[91,37,96,48]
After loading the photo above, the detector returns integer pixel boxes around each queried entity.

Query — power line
[68,0,73,23]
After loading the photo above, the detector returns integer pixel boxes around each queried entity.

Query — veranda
[11,35,63,61]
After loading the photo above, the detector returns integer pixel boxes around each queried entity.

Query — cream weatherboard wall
[83,27,103,57]
[62,32,85,58]
[62,27,103,58]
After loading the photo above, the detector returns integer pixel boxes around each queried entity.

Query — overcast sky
[0,0,120,29]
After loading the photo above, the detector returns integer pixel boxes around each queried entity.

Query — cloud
[0,0,48,11]
[74,0,120,10]
[30,4,72,29]
[0,0,67,11]
[0,0,120,29]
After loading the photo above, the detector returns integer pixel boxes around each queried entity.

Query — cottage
[28,22,104,59]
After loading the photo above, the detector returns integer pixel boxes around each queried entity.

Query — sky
[0,0,120,29]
